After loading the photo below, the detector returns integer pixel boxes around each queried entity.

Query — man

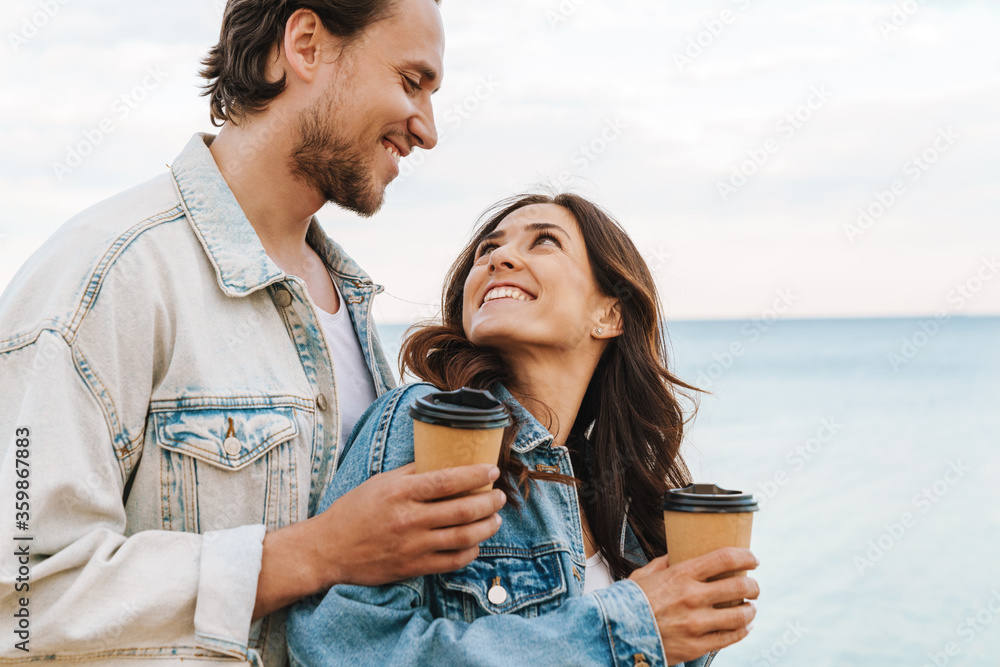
[0,0,505,664]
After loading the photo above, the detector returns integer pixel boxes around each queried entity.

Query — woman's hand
[628,547,759,665]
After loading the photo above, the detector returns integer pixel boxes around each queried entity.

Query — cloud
[2,0,998,321]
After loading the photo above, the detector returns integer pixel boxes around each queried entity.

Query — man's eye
[403,76,421,92]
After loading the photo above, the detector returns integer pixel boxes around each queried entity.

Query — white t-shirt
[583,551,614,594]
[315,280,378,447]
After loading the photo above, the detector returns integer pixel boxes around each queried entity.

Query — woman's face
[462,203,616,357]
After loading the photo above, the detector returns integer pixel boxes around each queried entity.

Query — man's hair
[201,0,434,126]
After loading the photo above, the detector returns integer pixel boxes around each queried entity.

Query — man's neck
[208,115,325,269]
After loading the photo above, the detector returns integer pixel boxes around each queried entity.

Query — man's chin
[324,183,386,218]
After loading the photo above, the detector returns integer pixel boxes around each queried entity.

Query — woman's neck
[505,350,600,449]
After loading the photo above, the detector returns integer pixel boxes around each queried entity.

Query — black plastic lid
[662,483,759,513]
[409,388,512,430]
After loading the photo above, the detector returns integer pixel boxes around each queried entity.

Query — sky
[1,0,998,323]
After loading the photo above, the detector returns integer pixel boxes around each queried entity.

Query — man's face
[290,0,444,217]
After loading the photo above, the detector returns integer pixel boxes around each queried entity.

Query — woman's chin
[468,323,534,352]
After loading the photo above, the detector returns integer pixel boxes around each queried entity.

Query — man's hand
[628,547,759,665]
[253,463,505,619]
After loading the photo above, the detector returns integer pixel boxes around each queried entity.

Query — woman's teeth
[484,287,531,303]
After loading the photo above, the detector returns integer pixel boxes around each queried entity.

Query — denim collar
[489,383,555,454]
[170,133,372,297]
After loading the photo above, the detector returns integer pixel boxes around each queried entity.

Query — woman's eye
[476,243,497,258]
[534,234,560,248]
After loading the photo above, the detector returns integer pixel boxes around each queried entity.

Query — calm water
[377,317,1000,667]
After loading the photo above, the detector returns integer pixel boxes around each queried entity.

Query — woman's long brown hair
[400,193,697,580]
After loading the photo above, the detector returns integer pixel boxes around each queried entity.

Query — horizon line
[375,313,1000,327]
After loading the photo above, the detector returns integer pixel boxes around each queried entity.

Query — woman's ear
[593,299,623,339]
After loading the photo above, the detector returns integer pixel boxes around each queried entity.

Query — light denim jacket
[287,383,717,667]
[0,134,394,666]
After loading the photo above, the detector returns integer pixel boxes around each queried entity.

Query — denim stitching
[370,386,411,476]
[0,646,249,663]
[593,591,622,667]
[148,395,314,411]
[169,168,281,297]
[160,446,173,532]
[154,408,299,471]
[436,550,569,614]
[184,453,199,533]
[72,343,131,481]
[0,320,68,353]
[66,206,185,336]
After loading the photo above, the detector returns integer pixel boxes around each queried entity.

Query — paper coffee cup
[662,484,759,608]
[409,388,511,496]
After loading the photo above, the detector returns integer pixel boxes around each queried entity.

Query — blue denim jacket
[287,383,717,667]
[0,134,395,666]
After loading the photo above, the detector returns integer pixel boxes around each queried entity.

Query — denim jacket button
[223,437,242,456]
[316,394,329,412]
[274,288,293,308]
[487,584,508,605]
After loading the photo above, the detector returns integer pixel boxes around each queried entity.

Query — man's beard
[289,94,386,218]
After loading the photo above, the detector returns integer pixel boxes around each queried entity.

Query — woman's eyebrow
[524,222,567,236]
[479,222,567,245]
[480,229,505,244]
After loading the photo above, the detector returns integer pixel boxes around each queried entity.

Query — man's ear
[279,9,345,85]
[594,299,624,339]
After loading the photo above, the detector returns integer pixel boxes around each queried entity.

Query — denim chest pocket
[155,406,298,470]
[150,403,303,534]
[433,548,568,622]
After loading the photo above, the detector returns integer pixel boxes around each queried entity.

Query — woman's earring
[596,327,604,335]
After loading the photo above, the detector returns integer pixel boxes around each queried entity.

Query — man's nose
[409,97,438,151]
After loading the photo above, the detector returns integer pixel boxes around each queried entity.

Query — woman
[287,193,759,666]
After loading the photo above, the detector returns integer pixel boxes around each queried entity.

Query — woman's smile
[481,284,536,307]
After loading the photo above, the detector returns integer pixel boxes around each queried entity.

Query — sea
[376,316,1000,667]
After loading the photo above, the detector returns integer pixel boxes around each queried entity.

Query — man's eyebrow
[403,61,442,94]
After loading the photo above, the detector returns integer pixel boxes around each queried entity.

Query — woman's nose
[488,245,520,272]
